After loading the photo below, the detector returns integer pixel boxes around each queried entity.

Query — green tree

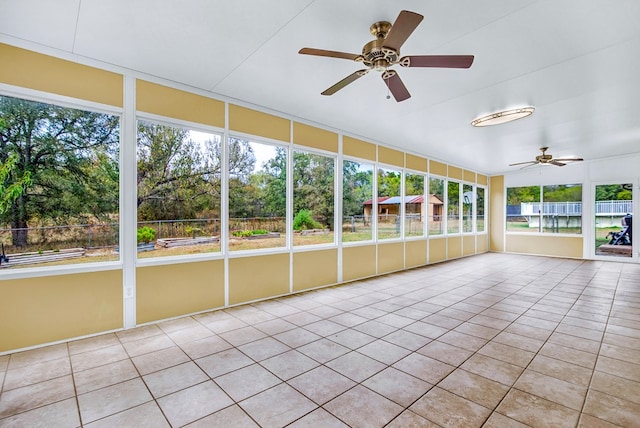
[136,124,255,221]
[259,147,287,217]
[293,151,334,229]
[0,95,119,247]
[0,152,31,214]
[377,169,401,197]
[342,161,372,217]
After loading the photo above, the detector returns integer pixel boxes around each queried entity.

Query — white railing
[519,200,632,216]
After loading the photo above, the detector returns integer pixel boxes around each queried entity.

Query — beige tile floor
[1,252,639,427]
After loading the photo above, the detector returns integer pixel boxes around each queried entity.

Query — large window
[476,187,485,232]
[342,160,373,242]
[293,150,335,246]
[447,181,460,234]
[405,172,425,237]
[428,177,444,235]
[506,184,582,234]
[463,183,474,233]
[377,167,401,240]
[228,138,286,251]
[0,94,120,269]
[137,120,221,257]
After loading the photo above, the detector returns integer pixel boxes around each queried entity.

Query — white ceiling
[1,0,639,175]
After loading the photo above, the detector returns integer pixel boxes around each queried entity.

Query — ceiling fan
[298,10,474,102]
[509,147,584,168]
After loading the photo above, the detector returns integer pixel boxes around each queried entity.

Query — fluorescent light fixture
[471,107,535,127]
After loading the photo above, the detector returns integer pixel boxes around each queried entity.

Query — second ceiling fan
[299,10,474,102]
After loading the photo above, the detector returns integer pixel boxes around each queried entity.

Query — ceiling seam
[71,0,82,53]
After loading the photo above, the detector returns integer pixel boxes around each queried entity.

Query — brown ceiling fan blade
[383,10,424,51]
[299,48,360,61]
[509,160,538,167]
[400,55,475,68]
[550,160,567,166]
[553,157,583,162]
[382,71,411,102]
[321,69,368,95]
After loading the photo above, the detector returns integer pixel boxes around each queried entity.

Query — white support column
[122,75,137,329]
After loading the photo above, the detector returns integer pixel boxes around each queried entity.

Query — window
[542,184,582,234]
[506,186,540,232]
[137,120,221,257]
[447,181,460,234]
[0,94,120,269]
[377,167,401,240]
[342,160,373,242]
[476,187,485,232]
[506,184,582,234]
[228,138,286,251]
[463,183,474,233]
[428,177,444,235]
[292,150,335,246]
[405,172,425,237]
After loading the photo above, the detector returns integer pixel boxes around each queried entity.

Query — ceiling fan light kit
[471,107,535,127]
[299,10,474,102]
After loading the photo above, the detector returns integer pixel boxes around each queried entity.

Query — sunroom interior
[0,1,639,427]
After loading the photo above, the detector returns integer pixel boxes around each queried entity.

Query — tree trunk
[10,194,29,247]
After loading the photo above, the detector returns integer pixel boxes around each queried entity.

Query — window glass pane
[428,177,444,235]
[229,138,286,251]
[377,167,401,240]
[137,121,221,257]
[476,187,485,232]
[542,184,582,234]
[0,94,119,269]
[342,160,373,242]
[595,183,633,257]
[463,184,473,233]
[447,181,460,234]
[506,186,541,232]
[405,173,425,237]
[293,150,335,246]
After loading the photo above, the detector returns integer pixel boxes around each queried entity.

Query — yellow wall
[448,236,463,259]
[137,261,224,324]
[0,270,122,352]
[448,166,463,180]
[406,154,428,172]
[343,136,376,161]
[463,169,476,183]
[463,235,476,256]
[477,234,488,253]
[506,235,583,258]
[137,80,224,128]
[490,175,505,252]
[229,253,290,304]
[293,249,338,291]
[405,240,427,268]
[429,238,447,263]
[430,160,447,177]
[0,43,123,107]
[343,245,376,281]
[378,146,404,167]
[229,104,290,142]
[293,122,338,153]
[378,242,404,274]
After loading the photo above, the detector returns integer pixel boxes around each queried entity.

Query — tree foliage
[343,161,372,216]
[0,95,119,246]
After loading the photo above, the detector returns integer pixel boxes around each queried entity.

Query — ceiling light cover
[471,107,535,127]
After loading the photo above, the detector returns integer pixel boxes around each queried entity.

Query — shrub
[185,226,203,238]
[137,226,156,244]
[293,209,322,231]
